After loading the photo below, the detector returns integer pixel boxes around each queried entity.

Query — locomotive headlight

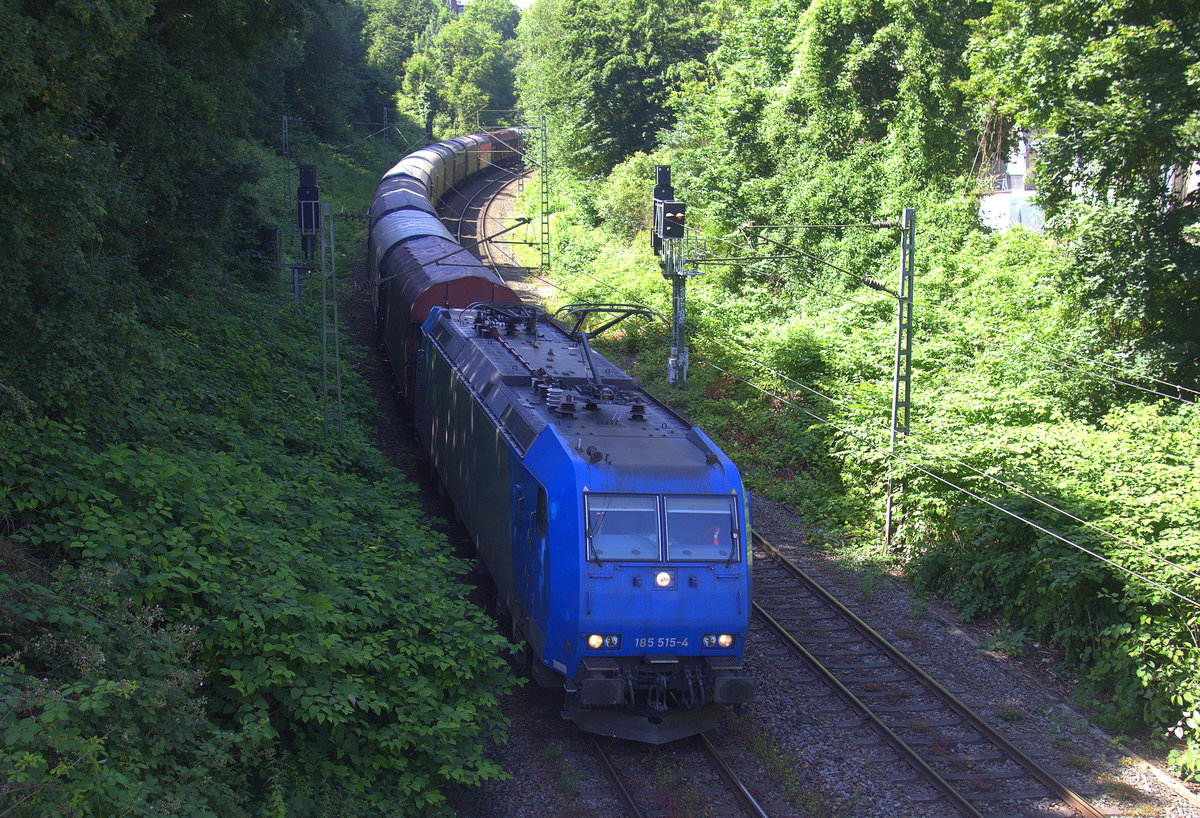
[718,634,734,648]
[702,634,716,648]
[587,634,621,649]
[703,634,736,648]
[655,570,674,588]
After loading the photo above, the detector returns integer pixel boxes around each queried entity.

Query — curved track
[752,531,1105,817]
[440,166,530,274]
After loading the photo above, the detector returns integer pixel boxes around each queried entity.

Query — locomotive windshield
[665,495,738,561]
[584,493,740,562]
[586,494,660,561]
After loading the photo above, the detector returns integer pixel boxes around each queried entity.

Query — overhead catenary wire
[691,356,1200,610]
[474,170,1197,607]
[707,334,1200,584]
[513,229,1200,601]
[892,427,1200,582]
[709,332,1200,585]
[728,221,1198,403]
[708,222,1199,405]
[670,300,1200,585]
[737,221,896,230]
[919,300,1200,405]
[687,226,900,314]
[331,123,396,154]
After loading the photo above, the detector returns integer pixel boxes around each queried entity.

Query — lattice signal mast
[652,165,701,388]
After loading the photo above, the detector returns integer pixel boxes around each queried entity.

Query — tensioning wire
[692,355,1200,610]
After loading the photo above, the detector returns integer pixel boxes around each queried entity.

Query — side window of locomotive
[585,494,660,562]
[665,495,738,561]
[536,486,548,540]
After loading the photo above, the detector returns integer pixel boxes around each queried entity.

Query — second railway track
[752,531,1105,817]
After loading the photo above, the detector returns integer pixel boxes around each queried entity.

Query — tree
[967,0,1200,383]
[518,0,709,175]
[363,0,441,79]
[665,0,979,290]
[968,0,1200,214]
[0,0,321,416]
[288,2,394,139]
[462,0,521,41]
[396,0,521,133]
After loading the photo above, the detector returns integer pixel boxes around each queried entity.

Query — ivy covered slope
[0,277,513,813]
[0,0,514,813]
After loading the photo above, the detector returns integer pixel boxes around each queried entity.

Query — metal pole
[540,115,550,275]
[885,208,915,546]
[280,114,290,277]
[663,239,691,388]
[320,201,343,440]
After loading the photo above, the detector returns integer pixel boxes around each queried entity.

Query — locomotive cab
[565,487,755,743]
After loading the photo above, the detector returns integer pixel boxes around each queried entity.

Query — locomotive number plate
[634,637,689,649]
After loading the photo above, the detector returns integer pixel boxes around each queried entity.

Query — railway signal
[652,165,702,387]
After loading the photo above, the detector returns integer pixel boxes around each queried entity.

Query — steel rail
[753,531,1106,818]
[590,736,647,818]
[479,171,533,274]
[751,601,982,817]
[697,733,772,818]
[452,173,509,252]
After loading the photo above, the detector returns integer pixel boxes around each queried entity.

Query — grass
[722,708,839,816]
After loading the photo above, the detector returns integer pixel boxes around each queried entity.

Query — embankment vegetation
[517,0,1200,777]
[1,1,514,813]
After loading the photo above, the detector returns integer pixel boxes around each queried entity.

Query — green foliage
[1,279,514,813]
[519,0,709,174]
[289,2,396,141]
[362,0,442,79]
[596,151,662,241]
[525,0,1200,781]
[965,0,1200,381]
[397,0,520,134]
[0,561,245,816]
[966,0,1200,213]
[0,0,321,418]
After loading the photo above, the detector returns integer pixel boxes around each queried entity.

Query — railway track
[752,531,1106,817]
[442,165,529,272]
[592,733,771,817]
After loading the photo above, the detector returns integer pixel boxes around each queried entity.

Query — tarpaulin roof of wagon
[372,211,456,276]
[426,142,457,161]
[383,233,520,325]
[370,190,436,228]
[375,174,429,201]
[383,153,438,188]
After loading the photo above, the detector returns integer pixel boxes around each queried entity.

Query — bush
[1,278,513,814]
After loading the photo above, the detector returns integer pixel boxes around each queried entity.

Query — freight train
[368,130,754,743]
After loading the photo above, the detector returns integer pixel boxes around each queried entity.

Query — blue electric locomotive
[369,131,755,743]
